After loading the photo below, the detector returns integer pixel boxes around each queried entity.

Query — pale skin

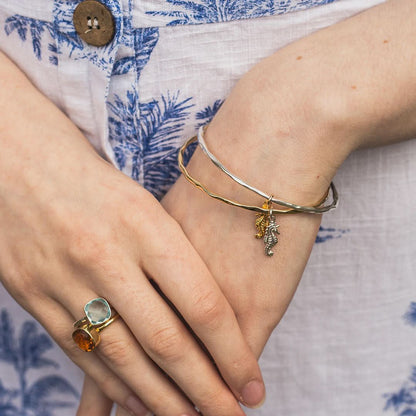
[1,0,416,415]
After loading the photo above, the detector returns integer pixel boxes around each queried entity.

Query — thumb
[77,375,114,416]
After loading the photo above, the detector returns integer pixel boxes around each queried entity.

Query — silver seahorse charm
[263,212,280,256]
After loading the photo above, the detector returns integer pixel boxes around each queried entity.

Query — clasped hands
[6,0,412,409]
[71,86,331,415]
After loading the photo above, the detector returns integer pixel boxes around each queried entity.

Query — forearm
[0,51,103,199]
[198,0,416,206]
[0,50,75,142]
[258,0,416,149]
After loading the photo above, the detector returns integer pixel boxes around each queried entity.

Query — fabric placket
[104,0,144,183]
[53,0,123,157]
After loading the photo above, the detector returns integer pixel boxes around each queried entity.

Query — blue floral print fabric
[1,0,416,415]
[383,303,416,416]
[0,310,79,416]
[3,0,342,201]
[143,0,338,25]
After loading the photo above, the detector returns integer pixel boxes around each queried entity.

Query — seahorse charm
[263,214,280,256]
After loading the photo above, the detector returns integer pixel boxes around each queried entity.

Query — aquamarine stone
[84,298,111,326]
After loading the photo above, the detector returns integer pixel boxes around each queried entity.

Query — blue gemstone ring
[84,297,113,326]
[72,297,119,352]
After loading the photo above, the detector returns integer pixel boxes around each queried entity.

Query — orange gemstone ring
[72,297,119,352]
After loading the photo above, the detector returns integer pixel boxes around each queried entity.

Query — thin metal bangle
[197,125,338,213]
[178,135,338,215]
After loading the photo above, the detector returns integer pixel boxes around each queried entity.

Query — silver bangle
[197,125,338,214]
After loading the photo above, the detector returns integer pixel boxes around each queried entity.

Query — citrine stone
[84,297,111,325]
[72,328,96,352]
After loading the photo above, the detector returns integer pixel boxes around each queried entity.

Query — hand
[0,52,265,416]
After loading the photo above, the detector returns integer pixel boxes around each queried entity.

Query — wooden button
[73,0,115,47]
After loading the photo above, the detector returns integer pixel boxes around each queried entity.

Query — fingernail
[240,380,266,408]
[125,395,150,416]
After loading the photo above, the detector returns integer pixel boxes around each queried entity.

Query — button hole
[86,16,93,29]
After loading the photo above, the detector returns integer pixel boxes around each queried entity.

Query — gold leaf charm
[255,201,271,239]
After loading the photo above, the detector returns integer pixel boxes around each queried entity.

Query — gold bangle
[178,135,336,215]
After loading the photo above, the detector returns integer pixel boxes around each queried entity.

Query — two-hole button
[73,0,115,46]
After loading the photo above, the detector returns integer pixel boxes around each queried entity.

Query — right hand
[0,52,265,416]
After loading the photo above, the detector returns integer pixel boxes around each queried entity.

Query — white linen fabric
[0,0,415,415]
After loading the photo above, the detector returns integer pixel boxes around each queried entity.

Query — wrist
[189,75,348,210]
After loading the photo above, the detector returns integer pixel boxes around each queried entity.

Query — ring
[72,297,119,352]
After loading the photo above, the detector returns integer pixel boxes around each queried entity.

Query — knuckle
[0,255,45,304]
[118,190,159,235]
[147,325,184,362]
[65,225,122,279]
[192,289,226,330]
[98,337,132,368]
[5,270,37,303]
[67,228,109,264]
